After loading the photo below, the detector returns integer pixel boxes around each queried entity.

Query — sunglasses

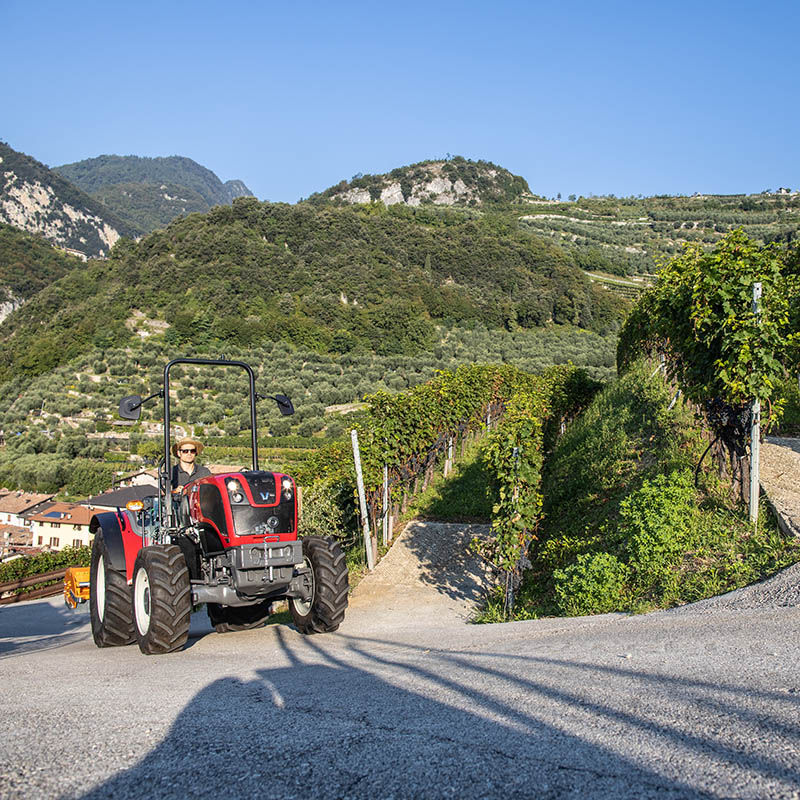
[179,448,197,454]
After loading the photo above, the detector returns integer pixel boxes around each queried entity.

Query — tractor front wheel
[289,536,349,634]
[90,531,135,647]
[132,546,192,655]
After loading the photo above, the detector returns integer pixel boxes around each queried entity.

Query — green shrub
[775,373,800,434]
[0,545,91,583]
[553,552,629,615]
[620,469,696,590]
[65,459,115,497]
[298,480,356,545]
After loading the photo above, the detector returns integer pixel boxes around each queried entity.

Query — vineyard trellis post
[504,445,522,616]
[749,282,762,524]
[381,464,389,547]
[444,437,454,477]
[350,429,375,570]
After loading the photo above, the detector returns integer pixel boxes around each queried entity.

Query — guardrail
[0,568,67,605]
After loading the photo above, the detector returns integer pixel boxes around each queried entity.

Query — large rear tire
[132,545,192,655]
[207,600,273,633]
[289,536,349,634]
[90,531,135,647]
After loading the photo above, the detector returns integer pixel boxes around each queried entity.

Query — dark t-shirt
[171,463,212,488]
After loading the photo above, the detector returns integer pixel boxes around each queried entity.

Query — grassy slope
[452,360,800,620]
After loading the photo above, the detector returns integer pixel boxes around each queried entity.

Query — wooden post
[444,437,453,477]
[351,429,375,570]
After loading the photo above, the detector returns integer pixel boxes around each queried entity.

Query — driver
[171,437,212,488]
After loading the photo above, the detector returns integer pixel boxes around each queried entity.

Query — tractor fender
[89,511,144,584]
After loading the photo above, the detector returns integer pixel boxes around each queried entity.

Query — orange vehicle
[64,566,91,608]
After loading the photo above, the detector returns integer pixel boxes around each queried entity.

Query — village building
[113,468,158,489]
[0,523,38,557]
[26,502,96,550]
[0,490,55,529]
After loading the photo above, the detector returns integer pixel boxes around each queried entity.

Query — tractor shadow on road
[79,627,800,799]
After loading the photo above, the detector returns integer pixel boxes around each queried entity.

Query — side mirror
[275,394,294,416]
[119,395,142,421]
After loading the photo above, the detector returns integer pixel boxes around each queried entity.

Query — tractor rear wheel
[207,600,273,633]
[90,531,135,647]
[289,536,349,634]
[132,545,192,655]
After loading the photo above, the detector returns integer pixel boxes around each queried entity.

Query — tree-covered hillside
[54,155,254,233]
[0,198,627,382]
[0,223,84,314]
[88,182,213,234]
[307,154,800,280]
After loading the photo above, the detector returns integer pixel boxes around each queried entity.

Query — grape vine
[618,230,800,428]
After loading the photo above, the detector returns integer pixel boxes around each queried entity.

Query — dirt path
[346,521,494,634]
[761,436,800,538]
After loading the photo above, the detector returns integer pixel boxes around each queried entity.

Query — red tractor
[88,357,349,654]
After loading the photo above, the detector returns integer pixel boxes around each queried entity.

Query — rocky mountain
[0,142,141,258]
[54,155,254,233]
[308,156,533,208]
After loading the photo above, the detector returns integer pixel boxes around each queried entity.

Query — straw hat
[172,436,204,457]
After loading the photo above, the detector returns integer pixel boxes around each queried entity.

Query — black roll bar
[163,357,259,505]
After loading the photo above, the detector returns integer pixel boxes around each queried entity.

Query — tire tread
[290,536,349,634]
[134,546,192,655]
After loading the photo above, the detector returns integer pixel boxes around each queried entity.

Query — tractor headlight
[227,480,245,504]
[281,477,293,501]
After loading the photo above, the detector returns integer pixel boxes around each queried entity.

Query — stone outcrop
[0,147,130,257]
[319,159,529,209]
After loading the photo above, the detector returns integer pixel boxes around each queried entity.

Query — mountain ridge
[0,142,141,257]
[54,154,254,233]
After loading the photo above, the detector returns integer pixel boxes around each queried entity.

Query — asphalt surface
[1,520,799,799]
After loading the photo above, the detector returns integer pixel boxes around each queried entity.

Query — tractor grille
[232,502,294,536]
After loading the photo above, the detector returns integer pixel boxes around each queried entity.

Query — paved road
[1,521,799,799]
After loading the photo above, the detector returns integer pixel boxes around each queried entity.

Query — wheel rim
[95,554,106,622]
[134,567,151,636]
[293,557,315,617]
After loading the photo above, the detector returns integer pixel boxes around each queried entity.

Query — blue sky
[4,0,798,202]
